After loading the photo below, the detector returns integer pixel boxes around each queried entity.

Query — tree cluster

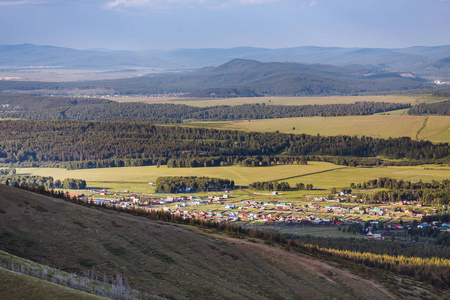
[155,176,234,193]
[408,100,450,116]
[0,175,86,189]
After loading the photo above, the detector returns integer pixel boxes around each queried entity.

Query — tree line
[408,99,450,116]
[0,120,448,168]
[248,181,313,191]
[347,178,450,205]
[1,96,411,122]
[1,175,86,189]
[155,176,234,193]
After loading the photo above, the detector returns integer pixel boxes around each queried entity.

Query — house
[272,191,278,195]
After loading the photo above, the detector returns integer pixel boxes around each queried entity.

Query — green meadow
[17,163,450,191]
[113,94,437,107]
[182,114,450,143]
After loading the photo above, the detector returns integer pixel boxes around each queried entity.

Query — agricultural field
[113,94,435,107]
[16,162,450,191]
[181,114,450,143]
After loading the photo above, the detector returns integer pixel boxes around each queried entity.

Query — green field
[114,94,431,107]
[16,163,450,191]
[182,115,450,143]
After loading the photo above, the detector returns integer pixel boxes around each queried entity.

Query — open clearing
[182,115,450,143]
[16,163,450,190]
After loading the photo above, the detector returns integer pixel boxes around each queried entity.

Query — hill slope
[0,59,428,96]
[0,267,104,300]
[0,184,396,299]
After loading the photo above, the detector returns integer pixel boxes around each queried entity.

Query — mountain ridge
[1,44,449,79]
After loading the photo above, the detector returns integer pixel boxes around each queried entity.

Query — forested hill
[0,59,430,97]
[0,94,411,121]
[0,120,447,169]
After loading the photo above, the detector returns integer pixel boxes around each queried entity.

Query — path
[416,116,429,140]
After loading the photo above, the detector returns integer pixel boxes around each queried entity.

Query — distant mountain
[1,44,449,79]
[0,59,428,96]
[97,59,430,96]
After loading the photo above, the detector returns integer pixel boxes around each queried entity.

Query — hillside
[0,268,104,300]
[0,184,397,299]
[0,59,430,97]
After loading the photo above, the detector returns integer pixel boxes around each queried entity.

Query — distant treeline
[0,120,448,168]
[0,175,86,189]
[408,99,450,116]
[1,94,411,121]
[248,181,313,191]
[432,90,450,97]
[155,176,234,193]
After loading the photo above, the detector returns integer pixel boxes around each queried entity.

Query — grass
[16,162,450,191]
[182,114,450,143]
[113,94,425,107]
[0,268,105,300]
[0,184,401,300]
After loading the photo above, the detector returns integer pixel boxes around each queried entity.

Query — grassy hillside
[0,268,104,300]
[0,184,399,299]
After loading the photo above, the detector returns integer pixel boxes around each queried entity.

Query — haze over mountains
[1,44,450,80]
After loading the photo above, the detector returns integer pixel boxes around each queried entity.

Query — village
[69,187,450,241]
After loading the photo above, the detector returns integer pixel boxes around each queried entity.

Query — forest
[346,178,450,205]
[0,173,86,189]
[0,59,431,96]
[0,94,411,122]
[155,176,234,193]
[408,99,450,116]
[0,120,448,168]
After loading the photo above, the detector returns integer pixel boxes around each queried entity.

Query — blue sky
[0,0,449,50]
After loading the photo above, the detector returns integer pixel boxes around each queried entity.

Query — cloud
[105,0,285,11]
[0,0,47,5]
[298,0,317,9]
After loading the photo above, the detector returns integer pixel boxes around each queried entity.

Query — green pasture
[113,94,428,107]
[183,115,450,143]
[16,163,450,192]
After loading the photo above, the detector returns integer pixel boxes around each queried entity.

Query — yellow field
[183,115,450,143]
[16,162,450,190]
[113,94,427,107]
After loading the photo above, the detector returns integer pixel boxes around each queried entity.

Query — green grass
[182,114,450,143]
[16,163,450,190]
[114,94,423,107]
[0,268,105,300]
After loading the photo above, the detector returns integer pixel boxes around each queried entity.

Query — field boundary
[268,167,347,182]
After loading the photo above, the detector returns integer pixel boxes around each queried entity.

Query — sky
[0,0,449,50]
